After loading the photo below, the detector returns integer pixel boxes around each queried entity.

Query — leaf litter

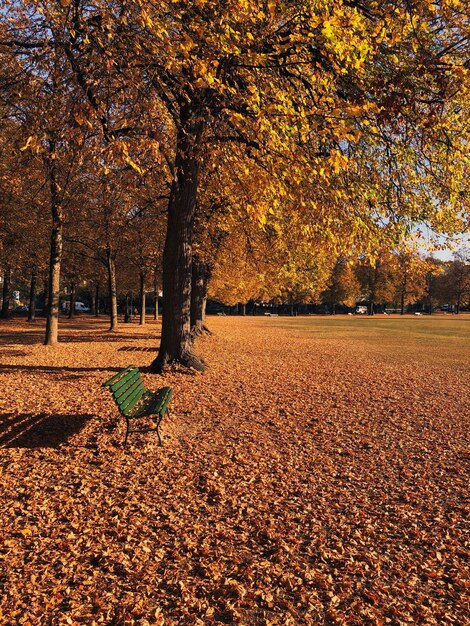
[0,316,468,625]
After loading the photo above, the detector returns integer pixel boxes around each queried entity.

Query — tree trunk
[106,250,118,331]
[150,122,204,372]
[94,281,100,317]
[191,260,210,335]
[139,271,146,325]
[44,144,63,346]
[239,302,246,316]
[1,264,11,318]
[400,291,405,315]
[68,282,76,319]
[332,303,336,315]
[1,265,11,318]
[28,265,37,322]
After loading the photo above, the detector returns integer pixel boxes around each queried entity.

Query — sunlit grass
[264,314,470,367]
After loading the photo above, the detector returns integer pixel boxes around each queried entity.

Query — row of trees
[2,220,468,321]
[321,252,469,315]
[1,1,469,370]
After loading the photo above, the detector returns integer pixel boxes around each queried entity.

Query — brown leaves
[0,316,468,624]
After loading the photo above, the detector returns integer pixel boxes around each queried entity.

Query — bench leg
[156,414,163,446]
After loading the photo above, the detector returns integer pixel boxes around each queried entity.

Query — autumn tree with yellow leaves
[0,0,468,367]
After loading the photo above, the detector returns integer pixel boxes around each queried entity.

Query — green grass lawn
[266,314,470,367]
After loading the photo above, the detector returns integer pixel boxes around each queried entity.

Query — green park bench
[103,366,173,446]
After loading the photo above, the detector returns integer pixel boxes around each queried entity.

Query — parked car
[12,305,28,316]
[62,301,90,313]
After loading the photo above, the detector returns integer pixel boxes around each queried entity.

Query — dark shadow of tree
[0,365,122,374]
[0,318,161,347]
[118,346,160,352]
[0,330,159,346]
[0,411,94,448]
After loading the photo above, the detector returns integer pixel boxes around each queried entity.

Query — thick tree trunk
[190,260,210,335]
[150,123,204,372]
[44,145,63,346]
[239,302,246,316]
[139,271,146,325]
[28,266,37,322]
[400,291,405,315]
[1,265,11,318]
[68,282,76,319]
[106,250,118,331]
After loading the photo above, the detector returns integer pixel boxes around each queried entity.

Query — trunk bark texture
[1,265,11,318]
[106,250,118,331]
[190,260,210,335]
[28,266,37,322]
[139,271,146,325]
[44,144,63,346]
[150,121,204,372]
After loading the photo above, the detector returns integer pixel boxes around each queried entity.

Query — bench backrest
[103,366,146,416]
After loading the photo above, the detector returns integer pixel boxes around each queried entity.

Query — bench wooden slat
[149,387,173,416]
[132,387,173,418]
[109,371,141,396]
[115,376,145,406]
[103,366,134,388]
[121,387,147,416]
[109,368,141,394]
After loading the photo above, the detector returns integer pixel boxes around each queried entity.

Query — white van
[62,301,90,313]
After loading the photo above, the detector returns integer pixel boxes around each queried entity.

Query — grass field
[269,315,470,366]
[0,315,468,625]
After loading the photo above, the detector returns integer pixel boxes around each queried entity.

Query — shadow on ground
[0,365,122,375]
[118,346,159,352]
[0,319,160,346]
[0,411,94,448]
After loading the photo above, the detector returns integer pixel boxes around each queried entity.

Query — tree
[423,256,445,314]
[356,253,395,314]
[439,253,470,313]
[390,246,430,314]
[322,258,361,314]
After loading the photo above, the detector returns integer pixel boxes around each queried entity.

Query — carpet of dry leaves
[0,315,468,626]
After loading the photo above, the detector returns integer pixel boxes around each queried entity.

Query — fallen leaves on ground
[0,316,468,625]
